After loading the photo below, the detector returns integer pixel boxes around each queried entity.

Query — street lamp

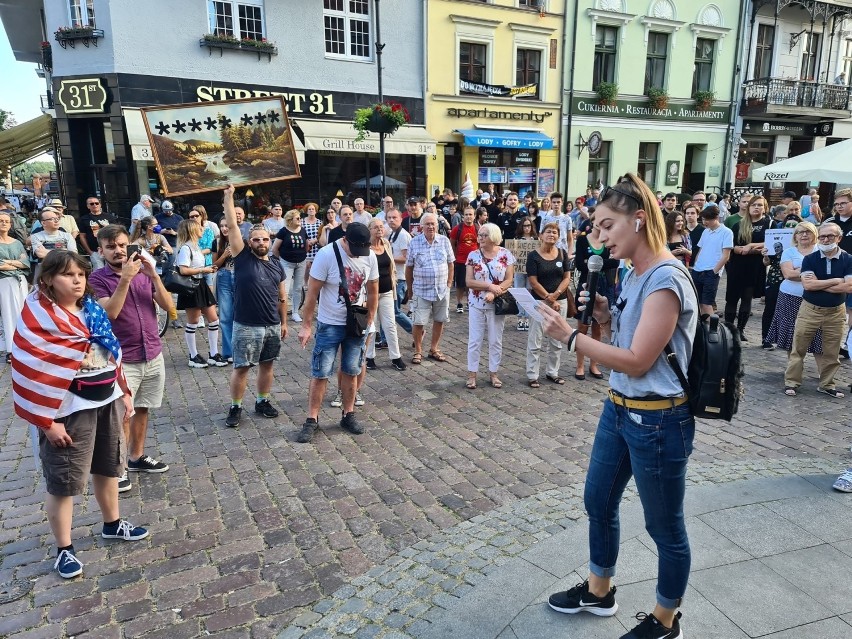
[375,0,387,199]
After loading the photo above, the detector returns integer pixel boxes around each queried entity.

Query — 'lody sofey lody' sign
[571,97,730,123]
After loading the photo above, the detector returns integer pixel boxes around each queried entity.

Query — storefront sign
[447,107,553,123]
[57,77,108,114]
[508,168,536,184]
[479,148,501,167]
[459,80,538,98]
[478,167,508,184]
[511,150,537,166]
[665,160,680,186]
[571,97,730,123]
[742,120,833,137]
[537,168,556,199]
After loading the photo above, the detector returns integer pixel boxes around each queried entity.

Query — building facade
[2,0,430,218]
[737,0,852,196]
[425,0,565,200]
[564,0,742,199]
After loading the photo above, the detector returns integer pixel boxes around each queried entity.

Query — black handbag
[483,255,519,316]
[333,242,369,339]
[163,246,200,295]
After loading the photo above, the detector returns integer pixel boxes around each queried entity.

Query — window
[208,1,265,40]
[516,49,541,99]
[843,39,852,86]
[588,141,611,189]
[637,143,659,187]
[323,0,371,60]
[593,26,618,88]
[644,32,668,92]
[69,0,95,28]
[800,33,820,80]
[753,24,775,79]
[460,42,487,84]
[692,38,715,94]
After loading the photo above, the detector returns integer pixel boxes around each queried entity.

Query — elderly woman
[302,202,322,283]
[465,222,515,389]
[0,209,30,363]
[364,218,406,371]
[12,250,147,579]
[526,222,572,387]
[272,209,308,323]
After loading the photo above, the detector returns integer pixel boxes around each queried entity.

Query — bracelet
[566,329,579,353]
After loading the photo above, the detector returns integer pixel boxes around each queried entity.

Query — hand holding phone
[127,244,140,260]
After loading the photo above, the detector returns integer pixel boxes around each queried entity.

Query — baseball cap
[345,222,371,257]
[161,200,174,211]
[480,193,491,201]
[782,190,797,199]
[140,194,154,203]
[48,198,66,209]
[407,196,419,205]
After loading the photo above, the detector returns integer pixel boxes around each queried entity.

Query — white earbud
[635,219,641,233]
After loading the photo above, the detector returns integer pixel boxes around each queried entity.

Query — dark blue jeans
[585,399,695,609]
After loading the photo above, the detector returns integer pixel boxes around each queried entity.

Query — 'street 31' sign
[57,78,108,114]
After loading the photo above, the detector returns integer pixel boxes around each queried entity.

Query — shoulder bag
[163,245,200,296]
[332,242,369,339]
[483,252,518,316]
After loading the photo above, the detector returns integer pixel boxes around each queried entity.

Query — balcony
[741,77,852,120]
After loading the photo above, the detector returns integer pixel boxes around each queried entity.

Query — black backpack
[641,262,744,421]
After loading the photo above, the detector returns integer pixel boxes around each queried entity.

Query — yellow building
[426,0,566,200]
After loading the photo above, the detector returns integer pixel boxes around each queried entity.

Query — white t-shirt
[175,243,205,279]
[354,211,373,226]
[779,245,812,297]
[310,240,379,326]
[388,226,411,280]
[693,224,734,272]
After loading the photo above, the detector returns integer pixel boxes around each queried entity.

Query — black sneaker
[366,357,377,370]
[208,353,229,367]
[840,347,850,360]
[619,611,682,639]
[340,411,364,435]
[375,340,388,350]
[548,581,618,616]
[127,455,169,473]
[738,330,748,342]
[118,473,132,493]
[254,399,279,418]
[456,303,464,314]
[188,354,208,368]
[391,358,407,371]
[296,418,318,443]
[225,405,242,427]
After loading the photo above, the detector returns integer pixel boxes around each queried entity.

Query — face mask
[818,242,837,253]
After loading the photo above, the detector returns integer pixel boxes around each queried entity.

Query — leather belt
[608,390,688,410]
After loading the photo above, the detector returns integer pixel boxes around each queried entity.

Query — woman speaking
[538,174,698,639]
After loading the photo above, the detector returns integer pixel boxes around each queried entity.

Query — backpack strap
[332,241,354,311]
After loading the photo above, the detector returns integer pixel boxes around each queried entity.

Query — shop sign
[459,80,538,98]
[447,107,553,123]
[511,150,537,166]
[742,120,833,137]
[571,97,730,123]
[479,148,501,167]
[508,167,536,184]
[57,78,108,114]
[479,167,508,184]
[665,160,680,186]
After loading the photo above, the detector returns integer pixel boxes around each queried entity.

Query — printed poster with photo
[764,228,795,255]
[537,169,556,199]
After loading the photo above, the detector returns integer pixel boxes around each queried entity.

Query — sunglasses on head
[600,185,643,207]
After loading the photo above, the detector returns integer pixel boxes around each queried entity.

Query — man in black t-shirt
[327,206,353,244]
[78,196,115,269]
[221,185,288,427]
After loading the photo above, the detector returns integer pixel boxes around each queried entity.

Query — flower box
[54,26,104,49]
[199,35,278,60]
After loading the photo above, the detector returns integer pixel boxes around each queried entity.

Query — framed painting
[141,96,300,197]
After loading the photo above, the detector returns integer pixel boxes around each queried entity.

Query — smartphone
[127,244,140,260]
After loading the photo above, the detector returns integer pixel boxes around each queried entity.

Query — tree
[0,109,17,131]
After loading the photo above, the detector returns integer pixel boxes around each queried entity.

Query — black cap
[345,222,371,257]
[783,190,797,199]
[407,196,419,204]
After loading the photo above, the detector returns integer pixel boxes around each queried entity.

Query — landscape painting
[141,96,300,197]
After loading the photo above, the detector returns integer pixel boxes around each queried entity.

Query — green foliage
[693,90,715,110]
[645,87,668,109]
[595,82,619,105]
[352,101,410,142]
[0,109,17,131]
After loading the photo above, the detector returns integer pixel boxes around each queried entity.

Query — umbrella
[461,171,474,199]
[351,175,406,188]
[751,139,852,184]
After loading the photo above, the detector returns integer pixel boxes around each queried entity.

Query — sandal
[412,352,423,365]
[428,350,447,362]
[466,377,477,390]
[490,375,503,389]
[784,386,797,397]
[545,374,566,385]
[528,379,541,388]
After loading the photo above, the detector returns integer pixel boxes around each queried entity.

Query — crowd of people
[5,175,852,639]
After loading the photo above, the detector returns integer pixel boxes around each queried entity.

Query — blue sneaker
[54,548,83,578]
[102,519,149,541]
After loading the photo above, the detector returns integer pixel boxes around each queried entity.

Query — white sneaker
[197,317,205,328]
[517,319,525,331]
[291,312,302,323]
[355,392,365,407]
[330,390,342,407]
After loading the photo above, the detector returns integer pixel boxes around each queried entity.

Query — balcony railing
[743,78,851,112]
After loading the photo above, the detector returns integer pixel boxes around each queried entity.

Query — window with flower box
[323,0,371,61]
[69,0,96,28]
[208,0,265,41]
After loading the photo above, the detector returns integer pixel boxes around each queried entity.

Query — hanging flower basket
[353,101,410,142]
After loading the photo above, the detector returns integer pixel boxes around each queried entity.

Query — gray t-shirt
[609,259,697,398]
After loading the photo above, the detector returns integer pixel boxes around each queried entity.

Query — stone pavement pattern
[0,304,849,638]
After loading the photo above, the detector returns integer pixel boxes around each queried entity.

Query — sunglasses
[600,185,643,207]
[87,202,100,207]
[189,214,200,219]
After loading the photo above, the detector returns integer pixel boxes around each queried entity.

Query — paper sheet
[508,288,544,323]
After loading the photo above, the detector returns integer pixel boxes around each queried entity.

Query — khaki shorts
[412,295,450,325]
[40,397,125,496]
[122,353,165,409]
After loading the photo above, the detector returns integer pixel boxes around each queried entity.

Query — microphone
[582,255,604,325]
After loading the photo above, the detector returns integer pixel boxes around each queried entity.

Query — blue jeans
[394,280,413,334]
[311,321,366,378]
[585,399,695,609]
[216,268,235,358]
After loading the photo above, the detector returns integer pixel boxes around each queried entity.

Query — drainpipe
[721,0,749,192]
[562,0,580,194]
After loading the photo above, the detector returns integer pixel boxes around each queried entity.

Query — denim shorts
[232,321,282,368]
[692,269,720,306]
[311,321,366,379]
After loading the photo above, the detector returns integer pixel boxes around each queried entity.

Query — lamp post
[375,0,386,199]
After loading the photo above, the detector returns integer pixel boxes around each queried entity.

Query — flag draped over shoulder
[12,291,127,429]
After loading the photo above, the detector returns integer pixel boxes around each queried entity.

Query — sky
[1,30,49,125]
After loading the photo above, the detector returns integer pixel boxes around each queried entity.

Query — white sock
[184,324,198,358]
[207,321,220,357]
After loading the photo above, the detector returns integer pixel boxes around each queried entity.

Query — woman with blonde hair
[272,209,308,322]
[725,195,772,340]
[175,220,224,368]
[539,174,697,639]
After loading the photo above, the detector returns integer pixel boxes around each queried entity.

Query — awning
[294,119,437,156]
[454,128,554,150]
[122,108,306,164]
[0,114,54,166]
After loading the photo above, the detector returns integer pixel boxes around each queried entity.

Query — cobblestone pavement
[0,300,850,638]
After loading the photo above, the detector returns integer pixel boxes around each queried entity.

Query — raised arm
[223,185,245,256]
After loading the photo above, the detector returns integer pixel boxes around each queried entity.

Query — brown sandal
[428,350,447,362]
[466,377,477,390]
[412,352,423,364]
[490,375,503,389]
[528,379,540,388]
